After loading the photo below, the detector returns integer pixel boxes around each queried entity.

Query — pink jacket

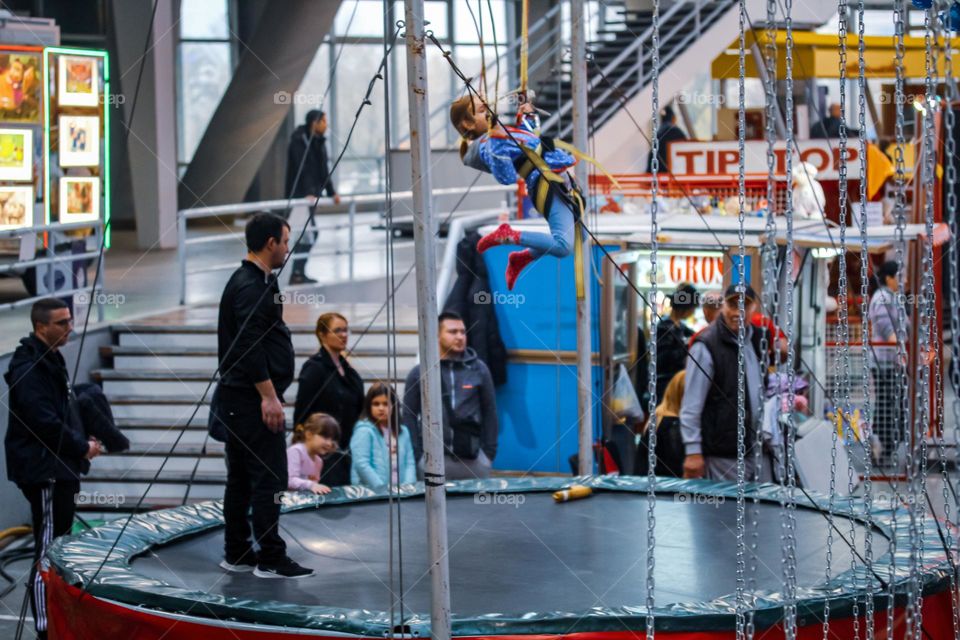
[286,442,323,491]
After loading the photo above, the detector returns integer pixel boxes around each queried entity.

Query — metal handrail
[540,0,702,134]
[436,209,505,308]
[177,186,516,304]
[560,0,734,139]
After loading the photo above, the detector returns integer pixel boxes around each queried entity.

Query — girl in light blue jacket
[350,383,417,489]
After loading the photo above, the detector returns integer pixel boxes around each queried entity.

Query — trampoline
[46,477,954,639]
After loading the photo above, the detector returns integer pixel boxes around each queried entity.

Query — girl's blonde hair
[654,370,686,423]
[292,412,341,445]
[449,95,477,159]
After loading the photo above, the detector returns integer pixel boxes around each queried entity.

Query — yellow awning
[712,30,951,80]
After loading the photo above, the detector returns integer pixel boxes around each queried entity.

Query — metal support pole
[572,0,594,476]
[402,2,452,639]
[348,201,356,281]
[178,211,187,305]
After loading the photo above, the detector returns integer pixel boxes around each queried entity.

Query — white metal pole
[571,0,594,476]
[402,2,452,639]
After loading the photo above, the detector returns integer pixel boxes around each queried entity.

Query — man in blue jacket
[5,298,101,640]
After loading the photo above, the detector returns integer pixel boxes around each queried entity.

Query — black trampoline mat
[132,493,889,616]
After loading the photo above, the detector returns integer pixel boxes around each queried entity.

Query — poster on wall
[58,115,99,167]
[58,55,99,107]
[0,53,40,123]
[59,176,99,223]
[0,128,32,181]
[0,185,33,229]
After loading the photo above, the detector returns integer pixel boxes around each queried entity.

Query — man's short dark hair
[438,310,463,327]
[31,297,68,327]
[305,109,326,126]
[245,213,290,253]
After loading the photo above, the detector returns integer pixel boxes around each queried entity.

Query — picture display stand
[43,47,110,244]
[0,45,43,236]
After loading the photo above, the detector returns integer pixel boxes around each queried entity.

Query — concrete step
[93,370,405,399]
[102,345,418,374]
[92,455,225,474]
[114,324,421,351]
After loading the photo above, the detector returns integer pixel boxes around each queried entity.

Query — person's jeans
[221,396,288,564]
[519,194,577,258]
[287,206,317,278]
[871,364,903,459]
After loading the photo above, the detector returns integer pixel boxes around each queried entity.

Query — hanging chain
[780,0,800,636]
[735,2,749,638]
[943,4,960,625]
[854,4,877,637]
[645,1,661,638]
[748,5,780,638]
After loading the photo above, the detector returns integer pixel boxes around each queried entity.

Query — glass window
[294,43,331,126]
[453,0,508,45]
[177,43,232,164]
[335,0,386,37]
[180,0,229,39]
[394,1,450,40]
[333,45,386,158]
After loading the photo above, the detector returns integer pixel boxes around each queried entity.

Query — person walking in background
[868,260,909,465]
[351,383,416,489]
[294,312,365,487]
[217,213,311,579]
[285,109,339,285]
[402,311,499,480]
[701,292,723,325]
[809,103,860,139]
[634,370,686,478]
[287,413,340,495]
[5,298,102,640]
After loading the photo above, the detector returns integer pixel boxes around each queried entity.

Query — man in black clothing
[5,298,101,640]
[654,283,698,400]
[285,109,339,285]
[646,105,687,174]
[809,103,860,139]
[217,212,311,579]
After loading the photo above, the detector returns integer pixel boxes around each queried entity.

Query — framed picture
[0,185,33,229]
[0,53,41,123]
[59,177,99,223]
[58,55,99,107]
[0,128,31,181]
[58,115,99,167]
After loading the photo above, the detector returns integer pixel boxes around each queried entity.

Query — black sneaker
[220,552,258,573]
[253,557,314,579]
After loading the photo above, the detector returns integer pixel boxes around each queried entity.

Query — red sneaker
[477,223,521,253]
[505,250,535,290]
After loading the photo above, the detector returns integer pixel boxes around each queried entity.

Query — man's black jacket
[4,334,89,485]
[217,260,295,398]
[285,125,336,199]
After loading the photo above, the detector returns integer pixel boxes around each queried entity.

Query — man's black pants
[221,395,288,565]
[20,480,78,636]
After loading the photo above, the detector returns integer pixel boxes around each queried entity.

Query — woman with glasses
[294,312,364,486]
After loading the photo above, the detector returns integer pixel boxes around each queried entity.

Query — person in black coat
[442,229,507,385]
[5,298,101,640]
[294,312,365,486]
[655,283,698,400]
[809,103,860,139]
[285,109,339,285]
[646,105,687,174]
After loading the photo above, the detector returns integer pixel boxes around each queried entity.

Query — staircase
[82,305,419,512]
[537,1,738,140]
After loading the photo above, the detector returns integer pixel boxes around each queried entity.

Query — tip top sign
[667,140,861,180]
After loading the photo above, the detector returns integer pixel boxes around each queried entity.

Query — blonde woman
[634,371,686,477]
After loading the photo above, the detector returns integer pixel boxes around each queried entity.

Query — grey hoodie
[401,347,499,463]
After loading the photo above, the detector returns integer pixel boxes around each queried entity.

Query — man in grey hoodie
[402,311,499,480]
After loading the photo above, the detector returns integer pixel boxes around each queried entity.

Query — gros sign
[667,140,860,179]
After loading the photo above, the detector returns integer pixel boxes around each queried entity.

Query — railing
[542,0,737,140]
[176,185,516,304]
[0,219,106,320]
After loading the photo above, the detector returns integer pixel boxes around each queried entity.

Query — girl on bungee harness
[450,94,583,290]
